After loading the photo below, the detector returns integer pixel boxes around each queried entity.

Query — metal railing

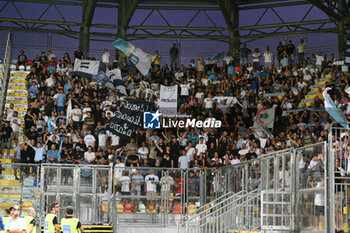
[0,142,329,233]
[0,30,12,118]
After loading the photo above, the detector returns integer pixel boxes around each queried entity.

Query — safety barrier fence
[0,142,327,233]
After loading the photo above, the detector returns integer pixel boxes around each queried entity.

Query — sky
[0,0,341,64]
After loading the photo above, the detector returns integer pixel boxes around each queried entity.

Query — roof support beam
[79,0,97,56]
[307,0,340,21]
[118,0,138,39]
[0,26,338,39]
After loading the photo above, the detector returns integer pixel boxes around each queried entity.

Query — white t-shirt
[145,174,159,192]
[304,74,312,81]
[5,218,27,231]
[298,42,306,53]
[195,92,204,100]
[6,109,14,121]
[203,98,213,109]
[138,147,149,159]
[84,151,95,162]
[298,81,307,91]
[178,155,190,169]
[114,163,125,178]
[264,51,273,63]
[45,77,55,87]
[98,133,107,147]
[10,117,21,132]
[180,84,191,96]
[186,147,195,161]
[195,143,207,156]
[84,134,96,147]
[160,175,175,192]
[120,175,131,192]
[252,53,260,62]
[102,51,110,64]
[314,182,324,206]
[71,108,82,122]
[316,55,324,66]
[223,55,233,65]
[111,135,120,146]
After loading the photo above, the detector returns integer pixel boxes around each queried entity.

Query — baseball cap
[10,204,20,210]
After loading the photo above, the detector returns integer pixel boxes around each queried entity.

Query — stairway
[0,67,33,215]
[298,75,331,108]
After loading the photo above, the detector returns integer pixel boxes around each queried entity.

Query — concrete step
[310,84,326,89]
[9,69,30,75]
[5,99,28,105]
[7,92,28,97]
[311,87,325,92]
[305,94,317,100]
[7,89,28,94]
[7,85,27,90]
[301,99,313,103]
[9,79,27,84]
[6,96,28,101]
[9,76,26,80]
[0,180,20,186]
[7,82,27,87]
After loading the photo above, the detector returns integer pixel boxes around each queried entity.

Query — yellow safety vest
[2,217,10,225]
[61,217,80,233]
[44,213,57,233]
[24,215,36,233]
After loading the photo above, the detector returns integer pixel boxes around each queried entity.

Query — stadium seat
[187,204,197,214]
[116,203,124,213]
[22,201,33,210]
[173,204,183,214]
[124,203,133,213]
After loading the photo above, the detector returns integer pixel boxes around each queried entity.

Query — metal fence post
[328,128,335,233]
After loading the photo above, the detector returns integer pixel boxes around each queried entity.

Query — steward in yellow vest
[44,202,60,233]
[24,207,37,233]
[61,206,84,233]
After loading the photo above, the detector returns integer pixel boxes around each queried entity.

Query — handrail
[0,30,12,118]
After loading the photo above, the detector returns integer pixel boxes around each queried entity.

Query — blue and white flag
[113,38,154,76]
[323,87,348,128]
[47,118,57,133]
[205,52,225,65]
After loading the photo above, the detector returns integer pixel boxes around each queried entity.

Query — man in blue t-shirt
[54,88,66,113]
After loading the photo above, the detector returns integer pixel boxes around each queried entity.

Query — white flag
[74,59,100,77]
[160,85,178,117]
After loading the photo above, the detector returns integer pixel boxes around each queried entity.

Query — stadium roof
[0,0,348,54]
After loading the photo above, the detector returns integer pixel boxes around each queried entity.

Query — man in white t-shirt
[84,130,96,148]
[98,130,107,152]
[5,205,27,233]
[195,137,207,156]
[145,171,159,209]
[114,157,125,192]
[297,38,306,62]
[180,80,191,97]
[10,111,21,140]
[71,104,82,128]
[185,142,195,162]
[223,52,233,65]
[203,94,214,112]
[102,48,110,66]
[178,150,190,169]
[263,46,273,70]
[252,48,261,71]
[315,51,324,72]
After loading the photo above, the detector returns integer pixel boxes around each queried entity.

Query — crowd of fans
[1,38,346,168]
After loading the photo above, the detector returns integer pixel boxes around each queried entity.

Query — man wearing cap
[44,202,60,233]
[4,205,26,233]
[24,208,36,233]
[60,206,84,233]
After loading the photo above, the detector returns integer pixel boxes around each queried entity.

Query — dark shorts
[315,205,324,216]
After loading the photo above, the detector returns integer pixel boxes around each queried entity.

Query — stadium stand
[0,38,348,232]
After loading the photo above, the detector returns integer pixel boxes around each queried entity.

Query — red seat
[173,204,183,214]
[124,203,133,213]
[27,60,32,65]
